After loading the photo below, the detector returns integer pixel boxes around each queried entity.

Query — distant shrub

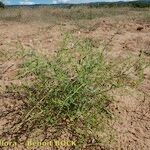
[0,1,5,8]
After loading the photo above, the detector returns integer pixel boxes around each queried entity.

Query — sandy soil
[0,9,150,150]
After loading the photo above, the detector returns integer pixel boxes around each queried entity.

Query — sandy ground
[0,9,150,150]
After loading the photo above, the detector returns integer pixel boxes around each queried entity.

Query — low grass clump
[6,35,147,148]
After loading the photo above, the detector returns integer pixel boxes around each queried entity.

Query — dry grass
[0,7,149,23]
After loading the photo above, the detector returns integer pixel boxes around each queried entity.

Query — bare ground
[0,8,150,150]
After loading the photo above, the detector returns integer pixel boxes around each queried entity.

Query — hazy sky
[4,0,137,5]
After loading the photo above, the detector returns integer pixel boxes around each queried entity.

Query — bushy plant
[0,1,5,8]
[7,35,147,148]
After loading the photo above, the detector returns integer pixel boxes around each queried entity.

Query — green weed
[6,35,147,148]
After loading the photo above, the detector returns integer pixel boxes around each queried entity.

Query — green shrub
[7,35,147,148]
[0,1,5,8]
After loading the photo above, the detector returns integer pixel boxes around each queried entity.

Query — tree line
[0,1,150,9]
